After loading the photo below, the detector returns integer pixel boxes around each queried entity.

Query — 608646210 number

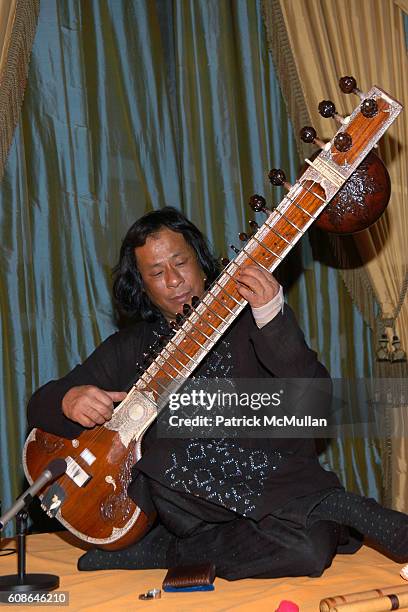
[0,591,69,606]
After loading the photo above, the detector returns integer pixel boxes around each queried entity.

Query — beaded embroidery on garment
[151,319,289,517]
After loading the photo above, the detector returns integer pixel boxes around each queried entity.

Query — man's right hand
[62,385,127,427]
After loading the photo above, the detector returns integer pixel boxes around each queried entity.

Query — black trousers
[149,480,341,581]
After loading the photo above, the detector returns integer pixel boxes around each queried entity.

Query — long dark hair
[113,207,220,322]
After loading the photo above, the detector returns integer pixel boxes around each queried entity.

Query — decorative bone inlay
[105,475,117,491]
[105,388,158,447]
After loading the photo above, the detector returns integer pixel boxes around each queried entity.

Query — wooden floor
[0,533,407,611]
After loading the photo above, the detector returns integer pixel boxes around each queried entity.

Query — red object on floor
[276,601,300,612]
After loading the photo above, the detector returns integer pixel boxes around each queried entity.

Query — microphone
[0,458,67,530]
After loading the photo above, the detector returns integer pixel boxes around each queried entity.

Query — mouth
[171,292,191,304]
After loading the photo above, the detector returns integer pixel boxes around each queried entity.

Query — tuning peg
[230,244,240,254]
[339,76,378,117]
[239,232,249,242]
[268,170,292,191]
[318,100,350,125]
[268,169,293,192]
[183,303,192,315]
[249,194,269,214]
[175,313,185,325]
[268,169,285,187]
[333,132,352,152]
[300,126,330,150]
[169,320,180,332]
[220,257,230,267]
[339,75,365,100]
[249,220,259,232]
[191,296,200,307]
[360,98,378,118]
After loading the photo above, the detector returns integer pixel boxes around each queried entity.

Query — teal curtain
[405,13,408,49]
[0,0,378,536]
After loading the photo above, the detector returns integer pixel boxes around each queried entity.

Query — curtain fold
[0,0,40,182]
[263,0,408,510]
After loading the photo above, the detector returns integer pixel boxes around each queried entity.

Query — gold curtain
[0,0,40,183]
[262,0,408,510]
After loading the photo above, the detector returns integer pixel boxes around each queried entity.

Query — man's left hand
[234,264,280,308]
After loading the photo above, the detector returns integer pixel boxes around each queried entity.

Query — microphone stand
[0,458,67,593]
[0,508,59,592]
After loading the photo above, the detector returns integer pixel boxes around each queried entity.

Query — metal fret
[202,296,229,324]
[264,220,292,246]
[162,339,197,371]
[241,248,271,272]
[184,318,212,342]
[192,309,223,336]
[273,207,303,233]
[214,280,241,306]
[137,373,160,397]
[159,343,193,374]
[250,233,283,260]
[299,183,326,204]
[178,322,207,351]
[208,290,235,315]
[285,193,315,217]
[155,351,182,378]
[219,267,245,302]
[140,367,173,395]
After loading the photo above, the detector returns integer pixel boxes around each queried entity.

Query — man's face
[134,227,206,320]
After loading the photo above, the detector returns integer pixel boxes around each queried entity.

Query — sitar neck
[134,85,402,409]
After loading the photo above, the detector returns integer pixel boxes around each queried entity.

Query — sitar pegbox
[249,76,395,235]
[303,76,391,234]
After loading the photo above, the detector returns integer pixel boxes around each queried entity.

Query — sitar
[23,78,402,549]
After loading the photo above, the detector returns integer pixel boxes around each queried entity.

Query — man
[27,207,408,580]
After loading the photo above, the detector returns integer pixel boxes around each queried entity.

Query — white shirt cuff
[251,284,284,329]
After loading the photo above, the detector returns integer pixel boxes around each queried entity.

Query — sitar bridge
[65,455,92,487]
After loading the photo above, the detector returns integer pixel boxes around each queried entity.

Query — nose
[164,265,183,288]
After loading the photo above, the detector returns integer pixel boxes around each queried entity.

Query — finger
[82,399,113,422]
[235,277,277,308]
[92,387,127,409]
[87,387,117,407]
[105,390,127,403]
[235,275,266,300]
[236,273,264,293]
[239,265,277,285]
[80,414,97,428]
[238,267,279,297]
[84,405,110,425]
[236,284,254,300]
